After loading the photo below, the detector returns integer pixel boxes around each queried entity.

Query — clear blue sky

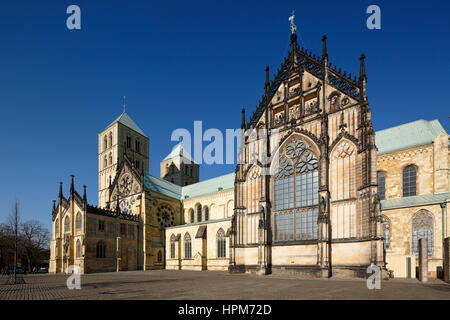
[0,0,449,231]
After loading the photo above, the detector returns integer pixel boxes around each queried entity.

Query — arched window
[204,207,209,221]
[412,210,433,256]
[184,233,192,259]
[403,165,416,197]
[108,132,112,148]
[75,212,82,231]
[217,228,226,258]
[55,218,59,236]
[157,250,162,262]
[76,239,82,258]
[197,204,202,222]
[382,216,390,249]
[189,209,194,223]
[170,234,176,259]
[103,135,107,151]
[108,152,112,166]
[103,155,107,168]
[377,172,386,200]
[96,241,106,258]
[64,216,70,233]
[273,137,319,241]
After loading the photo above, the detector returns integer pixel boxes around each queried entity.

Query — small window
[96,241,106,258]
[170,235,176,259]
[64,216,70,233]
[135,140,140,153]
[217,229,226,258]
[75,212,82,231]
[55,219,60,235]
[98,220,105,231]
[120,223,126,238]
[403,165,416,197]
[108,132,112,148]
[103,155,107,168]
[184,233,192,259]
[204,207,209,221]
[76,239,82,258]
[157,250,162,262]
[126,136,131,148]
[190,209,194,223]
[128,225,135,240]
[103,135,107,151]
[108,153,112,166]
[197,204,202,222]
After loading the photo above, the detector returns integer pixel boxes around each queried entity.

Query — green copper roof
[144,174,182,199]
[107,112,147,137]
[181,173,235,199]
[375,119,446,155]
[381,192,450,211]
[143,172,235,200]
[163,144,194,162]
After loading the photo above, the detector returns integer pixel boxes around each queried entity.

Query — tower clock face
[119,173,132,196]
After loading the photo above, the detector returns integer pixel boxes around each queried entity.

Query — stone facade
[50,26,449,279]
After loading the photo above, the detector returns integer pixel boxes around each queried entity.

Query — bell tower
[98,101,149,207]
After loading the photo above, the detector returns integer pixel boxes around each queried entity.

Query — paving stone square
[1,270,450,300]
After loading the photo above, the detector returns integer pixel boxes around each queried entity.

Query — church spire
[70,174,74,198]
[359,53,367,101]
[289,11,298,62]
[265,66,270,93]
[123,96,126,113]
[322,34,328,61]
[58,181,63,205]
[83,185,87,203]
[241,107,246,129]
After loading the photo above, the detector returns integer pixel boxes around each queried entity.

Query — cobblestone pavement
[1,270,450,300]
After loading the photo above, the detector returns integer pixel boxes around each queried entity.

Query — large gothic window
[184,233,192,259]
[217,228,226,258]
[403,165,417,197]
[412,210,433,256]
[273,138,319,241]
[377,172,386,200]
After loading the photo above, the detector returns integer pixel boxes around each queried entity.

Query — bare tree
[21,220,50,272]
[8,200,20,283]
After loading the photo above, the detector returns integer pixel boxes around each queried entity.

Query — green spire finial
[123,96,126,113]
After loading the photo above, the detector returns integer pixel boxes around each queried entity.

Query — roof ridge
[181,172,235,189]
[375,119,427,133]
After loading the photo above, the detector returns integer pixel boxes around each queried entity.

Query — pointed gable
[107,112,147,137]
[246,34,362,130]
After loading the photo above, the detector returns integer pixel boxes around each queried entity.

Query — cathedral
[49,23,449,278]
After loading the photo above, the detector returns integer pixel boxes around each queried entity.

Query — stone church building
[49,27,449,278]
